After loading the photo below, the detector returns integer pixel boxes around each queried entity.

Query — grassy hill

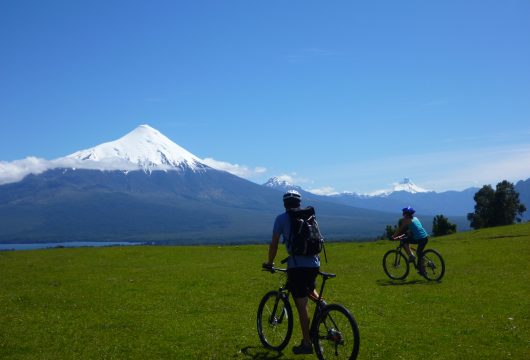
[0,223,529,359]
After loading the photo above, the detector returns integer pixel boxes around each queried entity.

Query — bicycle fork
[270,293,288,325]
[313,307,345,356]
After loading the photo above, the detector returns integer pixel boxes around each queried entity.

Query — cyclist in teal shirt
[393,206,429,274]
[263,190,320,355]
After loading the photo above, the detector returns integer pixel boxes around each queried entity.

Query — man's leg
[293,296,311,346]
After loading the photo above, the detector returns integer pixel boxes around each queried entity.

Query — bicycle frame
[267,268,331,300]
[384,235,446,281]
[265,268,335,334]
[393,237,420,269]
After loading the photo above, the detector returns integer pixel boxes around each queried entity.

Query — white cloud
[0,155,269,186]
[202,157,267,178]
[0,157,143,185]
[324,143,530,193]
[307,186,339,196]
[275,174,296,183]
[272,173,316,187]
[423,147,530,190]
[0,157,50,185]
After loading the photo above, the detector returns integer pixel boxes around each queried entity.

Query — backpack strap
[286,209,298,265]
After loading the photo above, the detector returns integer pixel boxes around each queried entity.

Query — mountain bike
[382,235,445,281]
[257,264,360,360]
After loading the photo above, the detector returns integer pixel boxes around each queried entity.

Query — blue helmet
[402,206,416,215]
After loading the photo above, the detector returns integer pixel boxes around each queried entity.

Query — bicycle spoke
[420,250,445,281]
[315,305,359,360]
[383,250,409,280]
[257,291,293,351]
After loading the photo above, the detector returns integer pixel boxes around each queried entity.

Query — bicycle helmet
[283,190,301,209]
[283,190,301,201]
[402,206,416,215]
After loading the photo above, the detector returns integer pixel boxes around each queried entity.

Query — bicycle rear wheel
[257,290,293,351]
[382,250,409,280]
[314,304,360,360]
[420,249,445,281]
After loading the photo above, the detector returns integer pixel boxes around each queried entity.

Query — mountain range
[0,126,397,244]
[264,176,529,222]
[0,125,527,244]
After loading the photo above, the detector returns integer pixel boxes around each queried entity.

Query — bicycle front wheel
[421,249,445,281]
[257,290,293,352]
[314,304,360,360]
[383,250,409,280]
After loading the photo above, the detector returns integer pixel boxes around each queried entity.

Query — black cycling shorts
[287,267,319,299]
[406,237,428,246]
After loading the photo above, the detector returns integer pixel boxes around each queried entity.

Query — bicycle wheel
[420,249,445,281]
[257,290,293,352]
[314,304,360,360]
[382,250,409,280]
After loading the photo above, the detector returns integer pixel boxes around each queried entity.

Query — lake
[0,241,147,251]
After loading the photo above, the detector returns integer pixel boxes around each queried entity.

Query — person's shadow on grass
[239,346,308,360]
[376,279,439,286]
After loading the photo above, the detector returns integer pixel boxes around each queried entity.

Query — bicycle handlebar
[261,264,287,273]
[261,264,335,278]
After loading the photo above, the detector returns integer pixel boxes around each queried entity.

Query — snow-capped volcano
[392,178,428,193]
[368,178,429,196]
[263,177,303,192]
[0,125,211,185]
[264,176,293,188]
[65,125,207,172]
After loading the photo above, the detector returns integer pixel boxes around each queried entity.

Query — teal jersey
[409,217,428,240]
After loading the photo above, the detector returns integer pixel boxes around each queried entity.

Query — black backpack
[287,206,326,259]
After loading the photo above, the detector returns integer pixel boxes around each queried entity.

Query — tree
[467,180,527,229]
[432,215,456,236]
[381,224,396,240]
[493,180,527,225]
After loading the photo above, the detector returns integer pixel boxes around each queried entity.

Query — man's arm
[266,233,280,265]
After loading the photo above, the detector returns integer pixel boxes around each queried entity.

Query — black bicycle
[382,235,445,281]
[257,265,360,360]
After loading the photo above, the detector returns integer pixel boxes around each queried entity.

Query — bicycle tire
[382,249,410,280]
[313,303,360,360]
[257,290,293,352]
[420,249,445,281]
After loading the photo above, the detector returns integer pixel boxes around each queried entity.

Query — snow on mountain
[264,176,429,198]
[65,124,207,172]
[263,177,303,192]
[367,178,429,196]
[0,125,212,184]
[391,178,429,193]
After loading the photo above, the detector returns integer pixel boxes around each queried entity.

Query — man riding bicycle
[393,206,429,275]
[263,190,320,355]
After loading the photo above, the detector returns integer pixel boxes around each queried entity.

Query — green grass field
[1,223,529,359]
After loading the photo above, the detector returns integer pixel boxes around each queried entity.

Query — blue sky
[1,0,529,194]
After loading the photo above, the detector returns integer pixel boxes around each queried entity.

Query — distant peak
[263,177,302,191]
[392,178,428,193]
[364,178,429,196]
[265,176,291,186]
